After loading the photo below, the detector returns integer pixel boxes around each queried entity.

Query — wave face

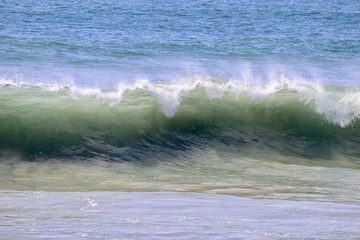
[1,77,359,161]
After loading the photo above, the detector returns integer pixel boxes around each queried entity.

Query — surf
[0,76,359,161]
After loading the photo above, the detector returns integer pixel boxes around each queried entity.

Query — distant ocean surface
[1,0,360,239]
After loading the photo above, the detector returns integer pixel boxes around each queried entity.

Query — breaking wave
[0,76,359,161]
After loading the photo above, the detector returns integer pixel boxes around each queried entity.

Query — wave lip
[1,75,359,126]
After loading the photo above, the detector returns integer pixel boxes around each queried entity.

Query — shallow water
[1,152,359,203]
[1,191,360,239]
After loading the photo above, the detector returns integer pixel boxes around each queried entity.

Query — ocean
[1,0,359,239]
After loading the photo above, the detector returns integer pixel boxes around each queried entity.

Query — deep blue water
[0,0,359,86]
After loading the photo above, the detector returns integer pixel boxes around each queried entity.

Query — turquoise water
[1,0,360,239]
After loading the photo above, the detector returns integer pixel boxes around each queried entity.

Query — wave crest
[1,76,359,127]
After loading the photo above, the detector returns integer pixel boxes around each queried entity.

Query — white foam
[1,73,359,126]
[0,77,71,92]
[316,91,360,127]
